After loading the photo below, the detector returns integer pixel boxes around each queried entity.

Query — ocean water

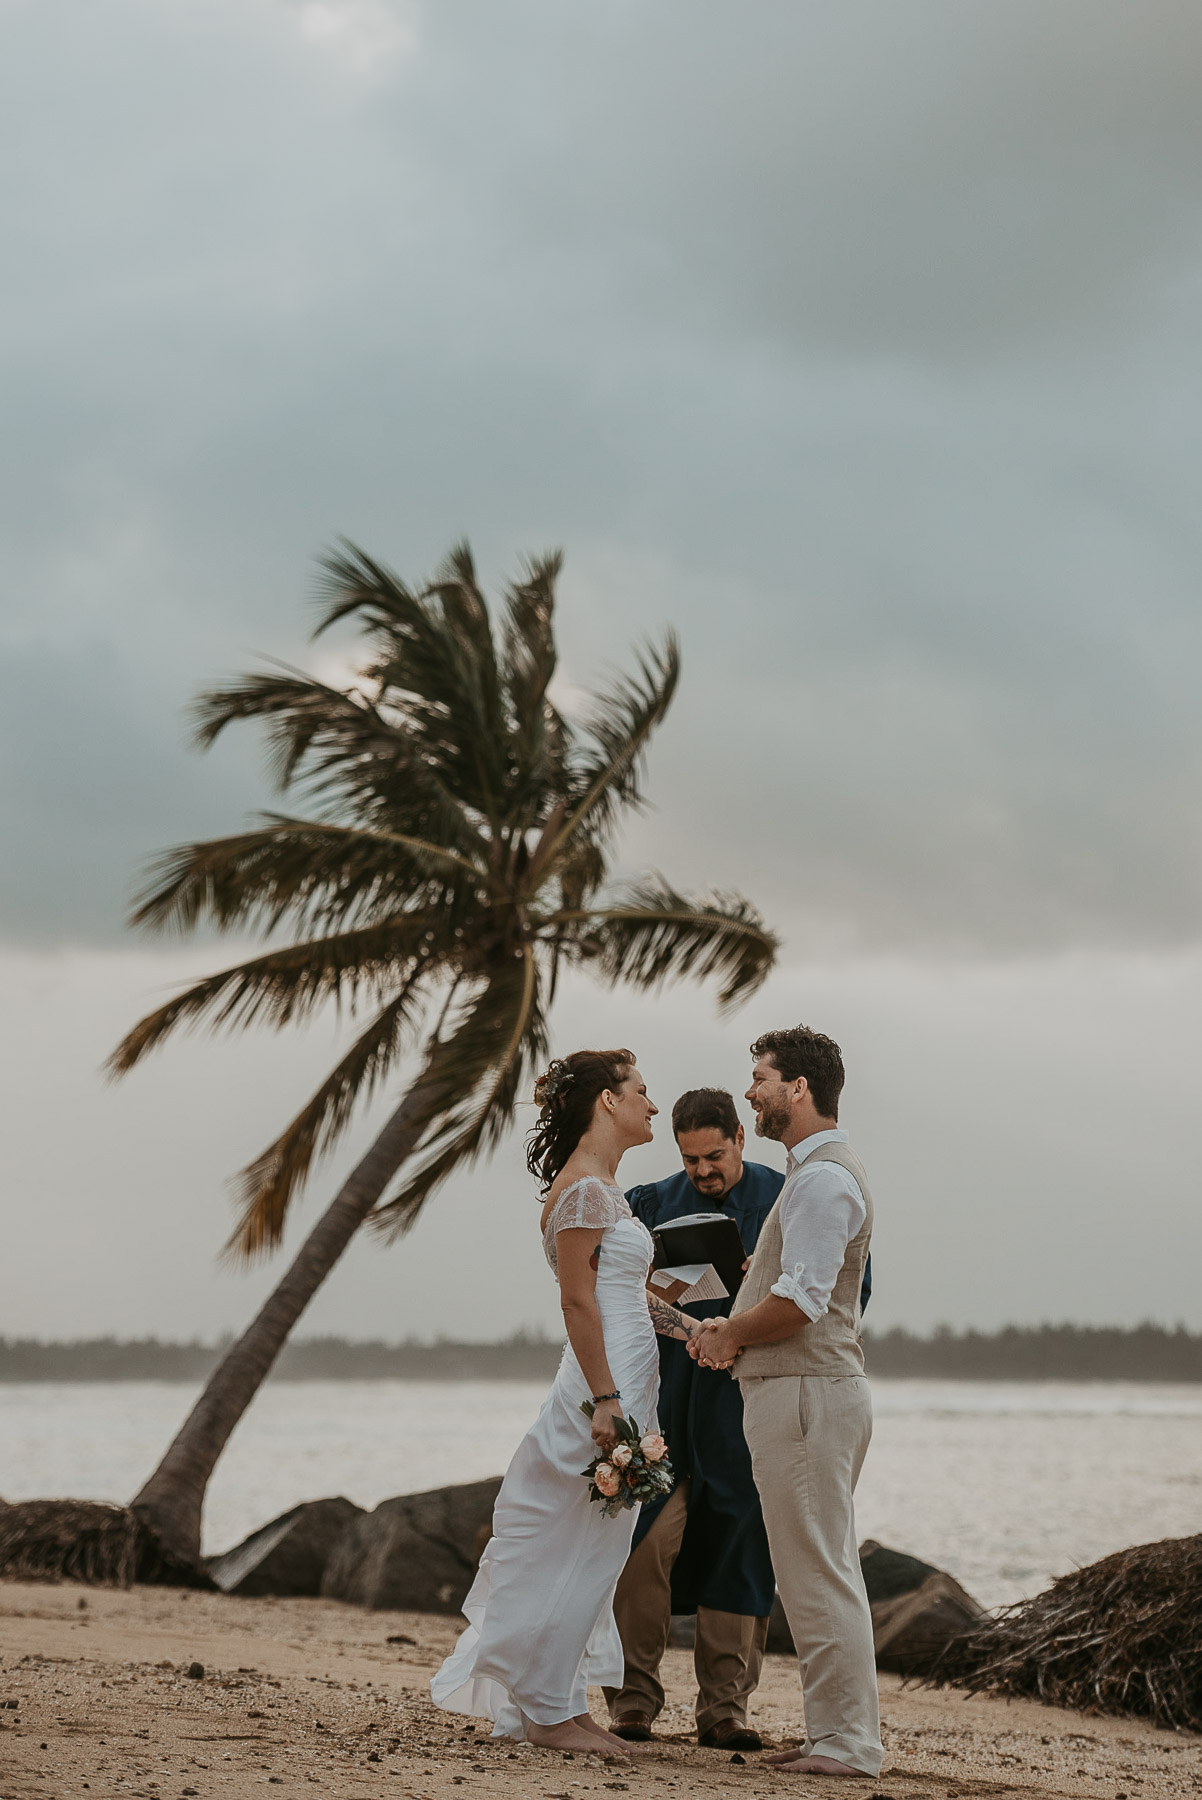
[3,1378,1200,1610]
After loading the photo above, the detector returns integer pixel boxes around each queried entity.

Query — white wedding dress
[430,1177,660,1739]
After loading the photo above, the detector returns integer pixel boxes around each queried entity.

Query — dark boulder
[320,1478,502,1613]
[764,1538,984,1670]
[871,1570,985,1674]
[206,1497,364,1597]
[859,1538,942,1604]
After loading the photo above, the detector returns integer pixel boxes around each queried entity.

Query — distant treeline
[0,1332,564,1383]
[866,1322,1202,1382]
[2,1323,1201,1382]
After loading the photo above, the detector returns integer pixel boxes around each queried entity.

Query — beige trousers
[603,1480,769,1733]
[739,1374,883,1777]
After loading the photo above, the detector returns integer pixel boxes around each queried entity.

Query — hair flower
[534,1059,575,1107]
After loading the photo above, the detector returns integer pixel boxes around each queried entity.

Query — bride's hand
[590,1398,624,1454]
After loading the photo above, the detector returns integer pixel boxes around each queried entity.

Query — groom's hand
[693,1317,741,1370]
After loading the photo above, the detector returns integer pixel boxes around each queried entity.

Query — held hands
[687,1260,752,1369]
[687,1316,742,1370]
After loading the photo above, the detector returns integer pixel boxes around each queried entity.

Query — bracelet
[591,1390,621,1403]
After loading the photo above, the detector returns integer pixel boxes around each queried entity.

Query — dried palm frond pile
[928,1533,1202,1732]
[0,1500,211,1589]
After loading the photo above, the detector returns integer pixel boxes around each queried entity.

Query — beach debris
[387,1633,418,1646]
[927,1531,1202,1732]
[321,1478,503,1614]
[186,1663,205,1679]
[205,1497,364,1597]
[0,1499,212,1589]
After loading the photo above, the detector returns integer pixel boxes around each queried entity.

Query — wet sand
[0,1579,1197,1800]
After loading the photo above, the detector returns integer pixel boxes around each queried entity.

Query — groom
[691,1026,883,1780]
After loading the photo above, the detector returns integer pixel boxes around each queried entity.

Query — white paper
[649,1262,730,1303]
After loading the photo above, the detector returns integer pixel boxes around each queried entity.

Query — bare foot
[774,1754,865,1776]
[527,1720,632,1756]
[763,1745,804,1765]
[574,1713,648,1755]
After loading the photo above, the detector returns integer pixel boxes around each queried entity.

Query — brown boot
[698,1720,763,1751]
[610,1713,654,1742]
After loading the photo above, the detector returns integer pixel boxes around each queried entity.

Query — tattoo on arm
[647,1294,698,1340]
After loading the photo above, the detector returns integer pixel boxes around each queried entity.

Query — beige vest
[733,1139,873,1379]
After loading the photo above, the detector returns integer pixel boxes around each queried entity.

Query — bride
[431,1047,703,1754]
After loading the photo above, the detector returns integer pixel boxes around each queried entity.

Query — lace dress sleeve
[549,1177,627,1234]
[542,1177,630,1276]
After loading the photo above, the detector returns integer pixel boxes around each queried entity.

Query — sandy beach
[1,1580,1197,1800]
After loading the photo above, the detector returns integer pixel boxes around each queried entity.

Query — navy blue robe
[625,1162,782,1618]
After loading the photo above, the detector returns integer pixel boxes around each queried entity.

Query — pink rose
[610,1443,633,1468]
[594,1463,621,1497]
[639,1433,667,1463]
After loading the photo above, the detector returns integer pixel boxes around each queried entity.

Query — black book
[651,1211,747,1299]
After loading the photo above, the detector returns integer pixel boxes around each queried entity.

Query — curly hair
[749,1025,844,1119]
[525,1048,637,1191]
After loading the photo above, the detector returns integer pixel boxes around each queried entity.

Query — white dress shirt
[769,1128,866,1322]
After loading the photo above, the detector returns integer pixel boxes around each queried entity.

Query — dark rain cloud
[2,0,1201,950]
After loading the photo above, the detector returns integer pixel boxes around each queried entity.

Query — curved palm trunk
[130,1078,447,1566]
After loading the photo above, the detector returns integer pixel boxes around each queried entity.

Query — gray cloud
[2,0,1201,952]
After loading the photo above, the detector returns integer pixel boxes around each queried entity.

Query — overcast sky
[3,0,1201,1343]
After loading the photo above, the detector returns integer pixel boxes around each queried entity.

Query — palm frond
[420,544,508,828]
[559,878,779,1013]
[106,916,448,1077]
[370,948,546,1237]
[224,977,428,1260]
[314,543,513,827]
[312,541,435,646]
[501,552,560,715]
[192,669,377,792]
[499,552,565,823]
[537,633,680,870]
[127,818,480,940]
[192,665,481,855]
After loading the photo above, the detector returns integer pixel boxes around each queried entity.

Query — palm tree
[110,543,778,1566]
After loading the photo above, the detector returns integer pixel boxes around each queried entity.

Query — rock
[859,1538,942,1603]
[206,1497,364,1597]
[871,1570,986,1674]
[320,1478,502,1613]
[186,1662,204,1679]
[764,1539,984,1667]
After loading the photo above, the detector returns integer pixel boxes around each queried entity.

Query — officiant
[603,1087,782,1751]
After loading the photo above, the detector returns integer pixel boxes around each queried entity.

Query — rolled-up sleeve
[770,1162,866,1321]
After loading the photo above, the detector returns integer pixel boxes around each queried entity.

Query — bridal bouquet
[580,1403,675,1517]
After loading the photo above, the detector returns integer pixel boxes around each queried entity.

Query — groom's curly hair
[526,1048,637,1191]
[750,1025,844,1119]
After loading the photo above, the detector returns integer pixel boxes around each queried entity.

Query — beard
[753,1091,792,1141]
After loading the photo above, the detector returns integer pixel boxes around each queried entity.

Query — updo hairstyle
[526,1048,637,1191]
